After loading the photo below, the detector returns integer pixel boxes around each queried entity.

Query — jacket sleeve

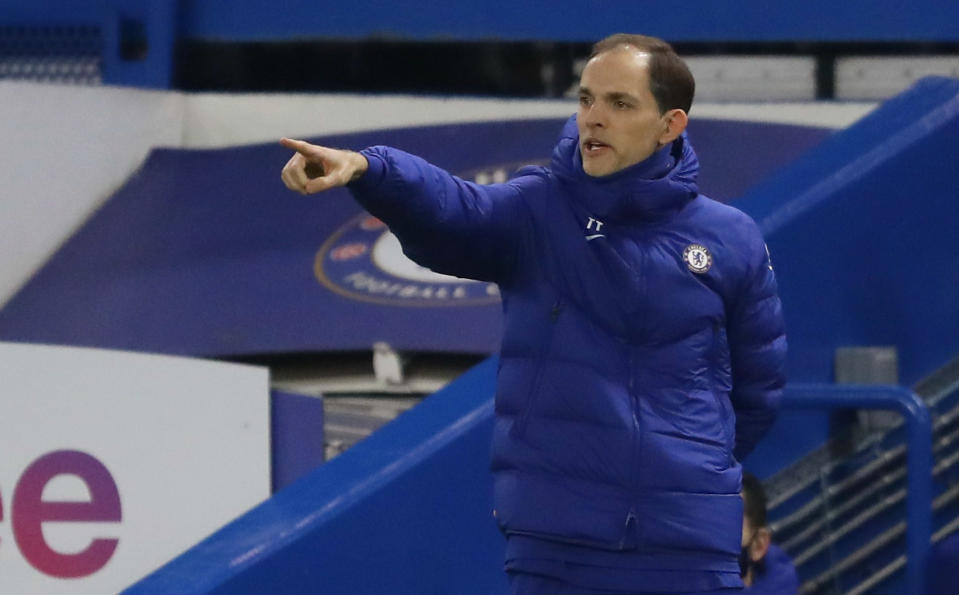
[727,220,787,461]
[346,145,535,283]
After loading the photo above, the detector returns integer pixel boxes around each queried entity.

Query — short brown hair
[590,33,695,115]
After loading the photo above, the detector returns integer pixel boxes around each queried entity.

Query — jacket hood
[550,114,700,222]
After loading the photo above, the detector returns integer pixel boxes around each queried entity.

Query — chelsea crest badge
[683,244,712,274]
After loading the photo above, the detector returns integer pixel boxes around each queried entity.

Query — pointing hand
[279,138,369,195]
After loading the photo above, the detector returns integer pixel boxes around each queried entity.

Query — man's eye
[616,101,629,109]
[579,96,592,106]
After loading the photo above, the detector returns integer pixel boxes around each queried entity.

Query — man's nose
[583,103,607,128]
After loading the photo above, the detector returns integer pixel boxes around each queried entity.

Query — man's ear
[750,527,771,562]
[659,109,689,145]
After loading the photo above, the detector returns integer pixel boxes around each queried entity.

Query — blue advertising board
[0,118,830,357]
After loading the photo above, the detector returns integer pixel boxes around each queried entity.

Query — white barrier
[0,342,269,594]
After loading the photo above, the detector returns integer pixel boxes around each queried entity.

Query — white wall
[0,80,877,308]
[182,93,878,149]
[0,82,184,308]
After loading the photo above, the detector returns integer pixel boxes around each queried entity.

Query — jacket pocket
[636,490,741,561]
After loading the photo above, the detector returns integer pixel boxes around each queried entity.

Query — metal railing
[782,384,932,595]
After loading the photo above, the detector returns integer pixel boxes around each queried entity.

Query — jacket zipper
[710,320,736,466]
[628,351,641,512]
[620,353,642,549]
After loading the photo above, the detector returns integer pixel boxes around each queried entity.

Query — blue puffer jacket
[348,116,786,584]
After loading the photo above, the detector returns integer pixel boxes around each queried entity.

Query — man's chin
[583,161,616,178]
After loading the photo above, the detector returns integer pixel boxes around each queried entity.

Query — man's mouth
[583,140,611,155]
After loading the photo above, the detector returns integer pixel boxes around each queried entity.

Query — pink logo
[1,450,121,578]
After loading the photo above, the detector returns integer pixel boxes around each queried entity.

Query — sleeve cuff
[347,147,388,193]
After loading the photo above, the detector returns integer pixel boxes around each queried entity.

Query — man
[281,33,786,594]
[741,473,799,593]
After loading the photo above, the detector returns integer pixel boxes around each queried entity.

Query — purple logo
[1,450,121,578]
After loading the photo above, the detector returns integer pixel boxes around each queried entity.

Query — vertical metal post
[902,390,932,595]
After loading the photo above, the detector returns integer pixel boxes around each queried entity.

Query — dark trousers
[508,571,743,595]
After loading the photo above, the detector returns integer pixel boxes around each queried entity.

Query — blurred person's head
[741,472,772,586]
[577,33,694,177]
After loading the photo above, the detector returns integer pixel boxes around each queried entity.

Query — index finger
[279,138,314,155]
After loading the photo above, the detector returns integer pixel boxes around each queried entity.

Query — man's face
[577,46,669,177]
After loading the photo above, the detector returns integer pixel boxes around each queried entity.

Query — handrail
[781,426,959,556]
[782,384,932,595]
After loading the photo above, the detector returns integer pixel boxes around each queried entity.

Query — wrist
[350,151,369,182]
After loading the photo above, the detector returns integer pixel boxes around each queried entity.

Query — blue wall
[6,1,958,43]
[741,76,959,476]
[178,0,959,42]
[270,391,325,493]
[738,76,959,387]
